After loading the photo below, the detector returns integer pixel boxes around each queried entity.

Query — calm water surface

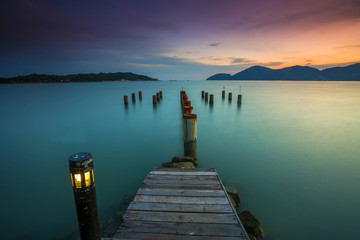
[0,81,359,240]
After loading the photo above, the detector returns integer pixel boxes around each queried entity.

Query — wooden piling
[183,114,197,160]
[156,92,160,101]
[132,93,136,103]
[182,95,188,106]
[237,94,242,105]
[153,95,157,105]
[222,90,225,99]
[183,106,193,114]
[180,91,186,100]
[138,91,142,100]
[124,96,129,105]
[201,91,205,99]
[210,94,214,105]
[228,92,232,101]
[159,91,163,99]
[205,92,209,102]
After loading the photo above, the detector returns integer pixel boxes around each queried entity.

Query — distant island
[207,63,360,81]
[0,72,158,84]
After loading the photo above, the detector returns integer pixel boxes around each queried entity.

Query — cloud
[128,63,170,68]
[231,58,251,64]
[261,62,284,67]
[208,43,221,47]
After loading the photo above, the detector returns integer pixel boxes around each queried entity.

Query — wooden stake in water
[210,94,214,105]
[183,114,197,160]
[132,93,136,103]
[237,94,242,105]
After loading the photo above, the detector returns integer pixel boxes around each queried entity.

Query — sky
[1,0,360,80]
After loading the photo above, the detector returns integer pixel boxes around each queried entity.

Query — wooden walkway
[111,168,250,240]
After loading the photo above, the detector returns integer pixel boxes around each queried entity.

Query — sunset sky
[1,0,360,80]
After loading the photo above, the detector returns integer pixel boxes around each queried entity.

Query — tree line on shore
[0,72,158,84]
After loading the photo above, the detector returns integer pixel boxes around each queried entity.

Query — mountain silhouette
[207,63,360,80]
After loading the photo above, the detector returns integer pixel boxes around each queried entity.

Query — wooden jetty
[110,168,250,240]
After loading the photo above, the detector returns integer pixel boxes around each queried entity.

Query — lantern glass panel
[74,173,82,188]
[70,174,74,187]
[85,171,91,187]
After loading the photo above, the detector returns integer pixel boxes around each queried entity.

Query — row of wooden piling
[201,90,242,105]
[123,91,142,105]
[153,91,162,105]
[123,91,163,106]
[180,91,197,160]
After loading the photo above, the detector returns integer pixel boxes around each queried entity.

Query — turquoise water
[0,81,359,239]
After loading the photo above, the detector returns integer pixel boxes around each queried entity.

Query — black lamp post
[69,152,100,240]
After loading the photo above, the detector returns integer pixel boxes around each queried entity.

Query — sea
[0,80,359,240]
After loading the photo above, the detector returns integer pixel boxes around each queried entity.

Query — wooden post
[237,94,242,105]
[182,95,188,107]
[156,92,160,101]
[124,96,128,105]
[153,95,157,105]
[201,91,205,99]
[132,93,136,103]
[205,92,209,102]
[183,106,193,114]
[210,94,214,105]
[69,152,100,240]
[138,91,142,100]
[159,91,163,99]
[183,114,197,160]
[180,91,186,100]
[228,92,232,101]
[222,90,225,99]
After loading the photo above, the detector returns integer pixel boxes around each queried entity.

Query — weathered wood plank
[137,188,226,197]
[151,168,215,172]
[133,195,229,205]
[127,202,233,213]
[114,232,248,240]
[117,221,246,237]
[149,171,217,176]
[112,168,250,240]
[142,183,223,190]
[124,211,239,224]
[146,174,218,181]
[143,179,220,185]
[113,232,248,240]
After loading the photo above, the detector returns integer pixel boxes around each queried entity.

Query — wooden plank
[114,231,248,240]
[124,211,239,224]
[137,188,226,197]
[151,168,215,172]
[146,174,218,181]
[113,231,248,240]
[142,183,223,190]
[149,171,217,176]
[133,195,229,205]
[143,179,220,185]
[117,221,246,237]
[127,202,234,213]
